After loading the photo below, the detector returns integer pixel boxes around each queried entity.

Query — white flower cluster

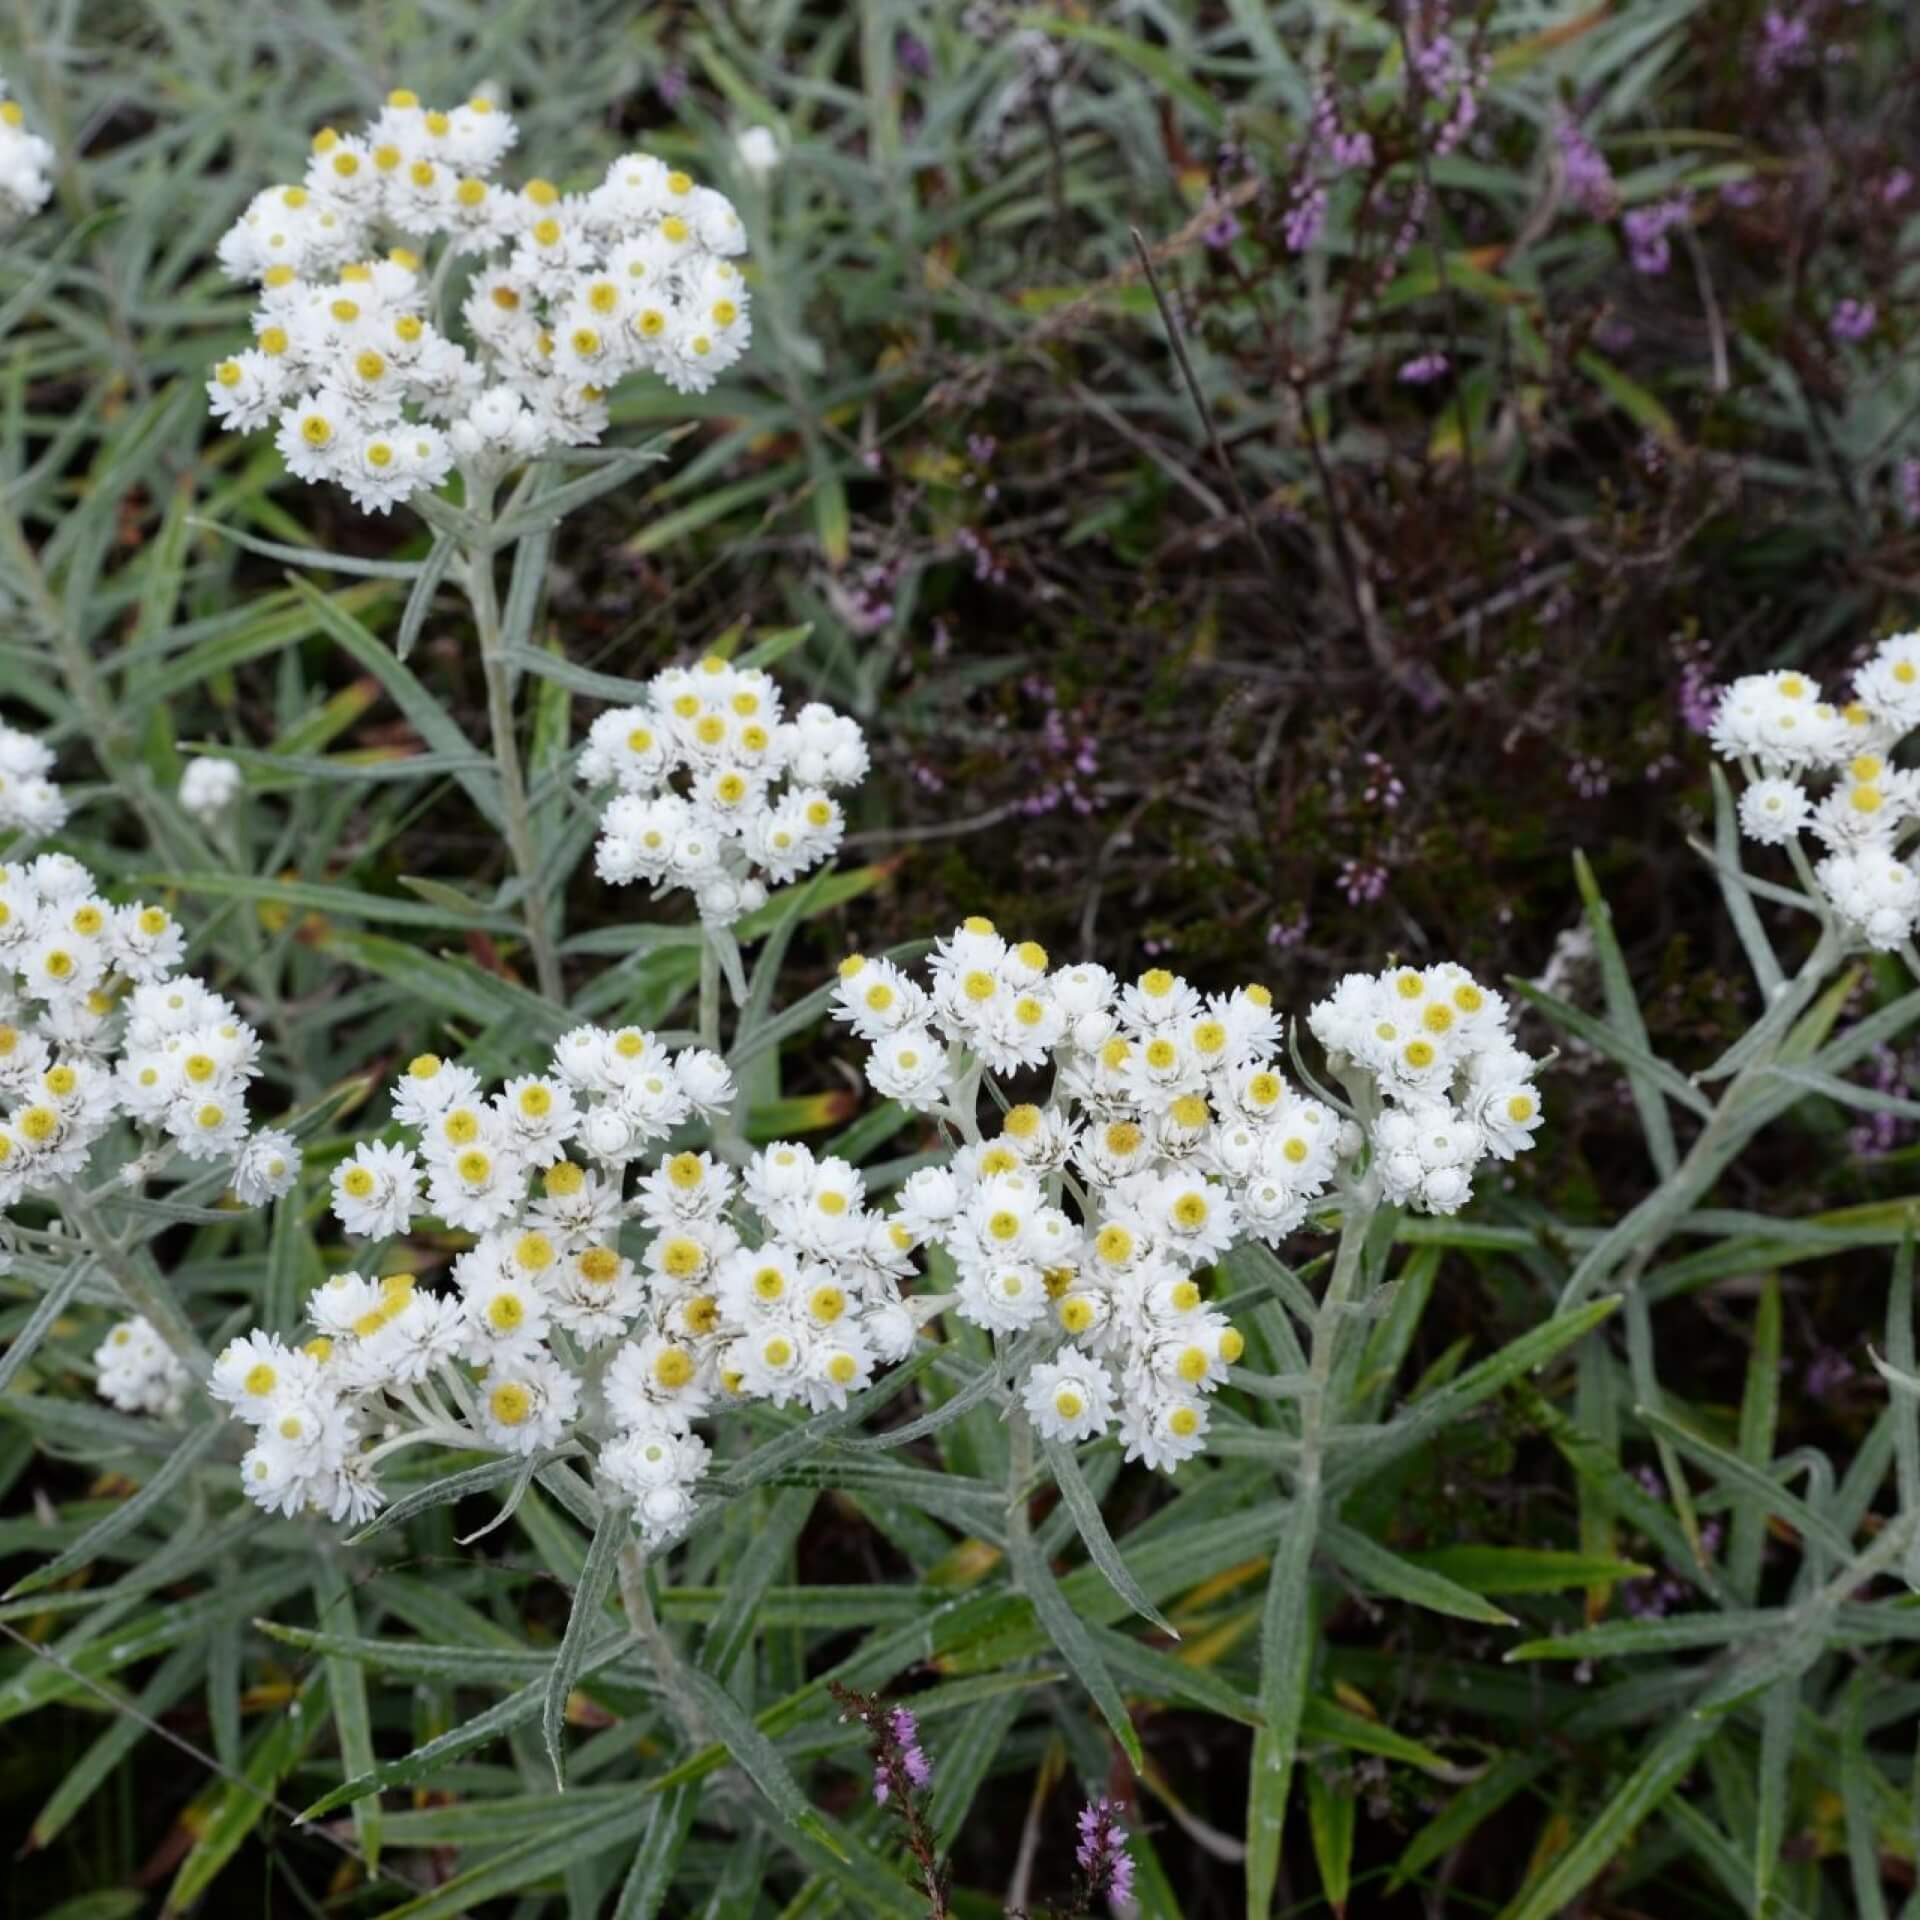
[207,89,751,514]
[210,1027,924,1546]
[94,1316,191,1417]
[1711,642,1920,950]
[0,724,68,837]
[0,853,300,1208]
[1307,963,1542,1214]
[583,655,868,928]
[839,923,1334,1469]
[178,755,243,825]
[0,81,54,232]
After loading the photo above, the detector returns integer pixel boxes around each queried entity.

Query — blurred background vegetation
[4,0,1920,1912]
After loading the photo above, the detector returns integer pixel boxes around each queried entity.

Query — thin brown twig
[1128,226,1282,586]
[0,1617,417,1895]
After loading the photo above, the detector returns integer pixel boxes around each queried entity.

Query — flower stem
[57,1180,208,1377]
[457,482,564,1006]
[1004,1400,1035,1564]
[698,936,722,1052]
[616,1542,713,1755]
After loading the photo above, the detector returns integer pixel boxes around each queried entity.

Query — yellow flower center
[489,1382,531,1426]
[660,1236,703,1278]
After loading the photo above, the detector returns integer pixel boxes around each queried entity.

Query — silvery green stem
[1004,1400,1035,1569]
[616,1541,712,1754]
[57,1180,208,1377]
[1306,1171,1381,1422]
[698,936,722,1052]
[458,477,564,1006]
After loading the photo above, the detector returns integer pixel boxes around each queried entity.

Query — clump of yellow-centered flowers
[847,924,1300,1471]
[0,851,298,1221]
[1308,962,1543,1214]
[208,1025,932,1546]
[1710,634,1920,951]
[207,89,751,515]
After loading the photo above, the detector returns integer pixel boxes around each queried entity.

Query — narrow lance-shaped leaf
[1496,1715,1714,1920]
[1306,1766,1357,1919]
[6,1417,223,1599]
[544,1496,630,1788]
[1706,763,1787,999]
[1246,1487,1320,1920]
[312,1556,383,1870]
[0,1254,98,1396]
[1042,1438,1176,1636]
[1006,1476,1145,1771]
[1573,848,1678,1178]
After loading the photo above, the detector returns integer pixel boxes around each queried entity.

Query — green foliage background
[3,1,1920,1915]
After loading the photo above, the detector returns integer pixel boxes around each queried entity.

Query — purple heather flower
[1555,114,1616,219]
[1830,298,1877,344]
[1204,208,1242,250]
[1567,755,1611,800]
[1755,8,1813,86]
[1338,859,1389,906]
[1900,458,1920,524]
[896,30,932,78]
[1623,196,1689,276]
[1330,129,1374,170]
[1076,1798,1135,1906]
[655,65,689,109]
[1806,1348,1856,1395]
[1677,662,1720,737]
[1398,352,1450,385]
[888,1705,933,1788]
[1284,182,1328,254]
[1884,168,1914,207]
